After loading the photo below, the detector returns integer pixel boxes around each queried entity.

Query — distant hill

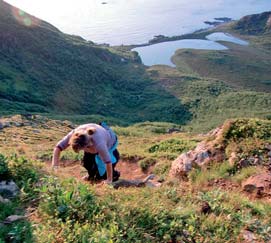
[0,0,189,124]
[233,11,271,35]
[150,11,271,131]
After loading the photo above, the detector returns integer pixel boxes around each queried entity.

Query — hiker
[51,122,120,184]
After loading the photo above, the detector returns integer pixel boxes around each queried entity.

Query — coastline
[110,19,236,51]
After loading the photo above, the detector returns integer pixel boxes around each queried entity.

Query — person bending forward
[52,122,120,183]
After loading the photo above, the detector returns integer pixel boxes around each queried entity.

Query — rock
[4,215,26,224]
[242,173,271,196]
[13,122,23,127]
[237,158,250,169]
[169,152,194,178]
[112,174,157,189]
[200,201,211,214]
[229,152,238,166]
[3,122,11,128]
[0,181,20,198]
[265,143,271,151]
[195,151,210,165]
[0,122,3,130]
[167,128,181,134]
[0,195,10,203]
[241,229,257,242]
[170,140,223,179]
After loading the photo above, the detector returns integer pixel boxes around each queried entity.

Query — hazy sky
[4,0,271,45]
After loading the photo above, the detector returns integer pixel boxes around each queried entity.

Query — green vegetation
[1,153,271,243]
[1,6,271,242]
[0,154,12,181]
[0,116,271,242]
[0,0,190,125]
[0,155,41,243]
[1,3,270,132]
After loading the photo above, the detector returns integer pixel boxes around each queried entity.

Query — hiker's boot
[113,170,120,182]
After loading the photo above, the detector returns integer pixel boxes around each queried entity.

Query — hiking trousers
[81,149,120,181]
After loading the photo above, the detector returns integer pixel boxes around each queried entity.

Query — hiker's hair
[70,132,87,152]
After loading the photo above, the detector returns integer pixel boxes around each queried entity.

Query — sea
[5,0,271,45]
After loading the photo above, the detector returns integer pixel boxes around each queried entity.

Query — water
[206,32,249,46]
[5,0,271,45]
[133,39,228,67]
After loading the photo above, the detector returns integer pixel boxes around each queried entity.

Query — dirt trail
[45,159,149,182]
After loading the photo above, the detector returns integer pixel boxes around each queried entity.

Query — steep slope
[0,0,189,124]
[233,11,271,35]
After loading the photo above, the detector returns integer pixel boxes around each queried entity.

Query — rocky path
[45,159,153,184]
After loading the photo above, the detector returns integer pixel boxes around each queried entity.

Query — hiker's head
[70,128,96,152]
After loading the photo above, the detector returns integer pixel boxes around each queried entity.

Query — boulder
[242,173,271,196]
[0,181,20,198]
[0,195,10,203]
[241,229,257,243]
[170,141,224,178]
[170,152,194,178]
[4,215,26,224]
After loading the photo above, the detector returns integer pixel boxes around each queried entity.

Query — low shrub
[139,157,157,172]
[0,154,12,181]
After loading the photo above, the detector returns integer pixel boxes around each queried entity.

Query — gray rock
[195,151,210,164]
[0,122,3,130]
[0,195,10,203]
[4,215,26,224]
[170,152,194,178]
[2,122,11,128]
[13,122,23,127]
[0,181,20,198]
[167,128,181,134]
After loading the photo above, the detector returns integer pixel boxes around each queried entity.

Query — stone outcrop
[0,180,20,198]
[242,172,271,197]
[170,119,271,180]
[170,122,227,179]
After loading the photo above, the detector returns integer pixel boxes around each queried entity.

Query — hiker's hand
[52,165,59,172]
[100,180,113,188]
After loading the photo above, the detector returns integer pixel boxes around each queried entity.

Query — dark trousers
[82,149,120,181]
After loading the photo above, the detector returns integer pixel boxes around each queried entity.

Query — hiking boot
[113,170,120,182]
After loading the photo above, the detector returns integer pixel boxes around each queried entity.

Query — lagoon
[206,32,249,46]
[133,39,228,67]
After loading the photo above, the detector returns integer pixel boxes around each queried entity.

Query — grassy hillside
[147,65,271,132]
[0,116,271,242]
[0,0,189,124]
[233,11,271,35]
[145,12,271,131]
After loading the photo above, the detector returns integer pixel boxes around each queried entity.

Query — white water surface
[206,32,249,45]
[133,39,228,67]
[5,0,271,45]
